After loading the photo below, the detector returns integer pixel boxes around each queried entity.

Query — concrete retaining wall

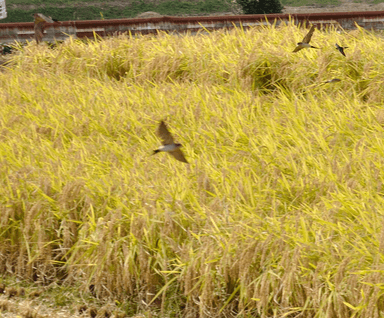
[0,11,383,43]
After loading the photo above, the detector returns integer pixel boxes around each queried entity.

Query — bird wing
[323,78,341,84]
[169,149,188,163]
[34,13,54,23]
[302,25,315,44]
[292,46,304,53]
[157,121,174,145]
[335,44,345,56]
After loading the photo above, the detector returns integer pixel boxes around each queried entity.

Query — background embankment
[3,0,384,23]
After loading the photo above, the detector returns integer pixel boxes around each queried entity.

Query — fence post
[0,0,7,20]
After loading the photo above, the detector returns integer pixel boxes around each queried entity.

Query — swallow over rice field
[1,22,384,317]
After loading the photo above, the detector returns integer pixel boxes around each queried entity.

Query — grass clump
[1,23,384,317]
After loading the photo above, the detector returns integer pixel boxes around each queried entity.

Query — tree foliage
[237,0,284,14]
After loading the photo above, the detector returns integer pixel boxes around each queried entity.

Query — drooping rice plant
[1,22,384,317]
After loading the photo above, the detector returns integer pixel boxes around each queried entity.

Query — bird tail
[311,46,319,49]
[153,149,160,155]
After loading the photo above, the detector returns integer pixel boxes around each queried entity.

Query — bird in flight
[335,43,348,57]
[293,25,319,53]
[153,121,188,163]
[33,13,58,44]
[321,78,341,85]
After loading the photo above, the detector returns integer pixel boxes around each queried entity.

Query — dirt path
[283,0,384,13]
[7,1,132,10]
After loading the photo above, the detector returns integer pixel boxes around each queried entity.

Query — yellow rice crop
[1,22,384,317]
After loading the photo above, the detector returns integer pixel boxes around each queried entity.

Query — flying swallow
[335,43,348,57]
[293,25,319,53]
[321,78,341,85]
[153,121,188,163]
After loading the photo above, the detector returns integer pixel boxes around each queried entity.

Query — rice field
[1,23,384,317]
